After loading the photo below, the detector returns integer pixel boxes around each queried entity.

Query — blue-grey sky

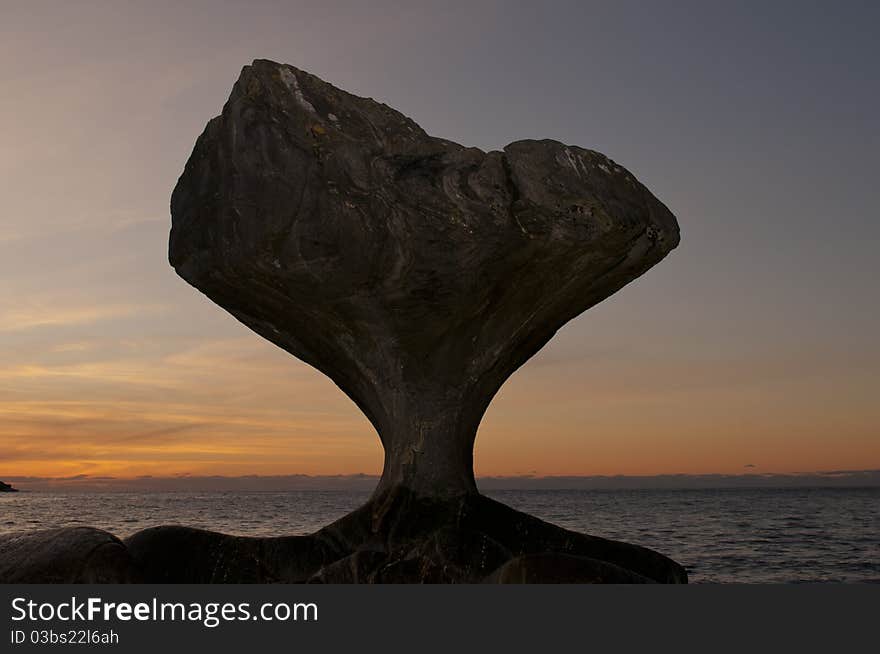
[1,1,877,480]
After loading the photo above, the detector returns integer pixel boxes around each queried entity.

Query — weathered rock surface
[1,60,684,584]
[170,59,679,498]
[0,528,137,583]
[124,490,685,583]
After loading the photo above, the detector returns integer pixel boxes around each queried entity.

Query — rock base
[1,490,686,583]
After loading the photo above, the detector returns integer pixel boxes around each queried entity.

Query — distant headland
[0,481,18,492]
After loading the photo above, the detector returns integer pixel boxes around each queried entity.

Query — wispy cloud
[0,302,167,332]
[0,213,166,245]
[51,342,95,353]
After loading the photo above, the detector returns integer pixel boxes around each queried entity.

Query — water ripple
[1,487,877,583]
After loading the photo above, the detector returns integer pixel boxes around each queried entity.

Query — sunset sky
[2,1,878,481]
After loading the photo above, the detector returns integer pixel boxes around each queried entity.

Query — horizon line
[4,468,879,491]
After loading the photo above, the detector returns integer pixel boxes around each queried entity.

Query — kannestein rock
[129,59,686,584]
[170,59,680,500]
[0,61,685,585]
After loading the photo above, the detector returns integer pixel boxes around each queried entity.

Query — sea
[1,487,877,583]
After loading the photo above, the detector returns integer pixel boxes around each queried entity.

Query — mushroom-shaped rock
[151,59,686,583]
[170,59,680,499]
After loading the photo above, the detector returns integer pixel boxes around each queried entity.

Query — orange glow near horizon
[2,323,878,481]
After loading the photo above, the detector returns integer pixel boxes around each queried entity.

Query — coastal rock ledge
[0,60,684,583]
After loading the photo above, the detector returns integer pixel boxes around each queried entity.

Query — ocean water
[1,488,877,583]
